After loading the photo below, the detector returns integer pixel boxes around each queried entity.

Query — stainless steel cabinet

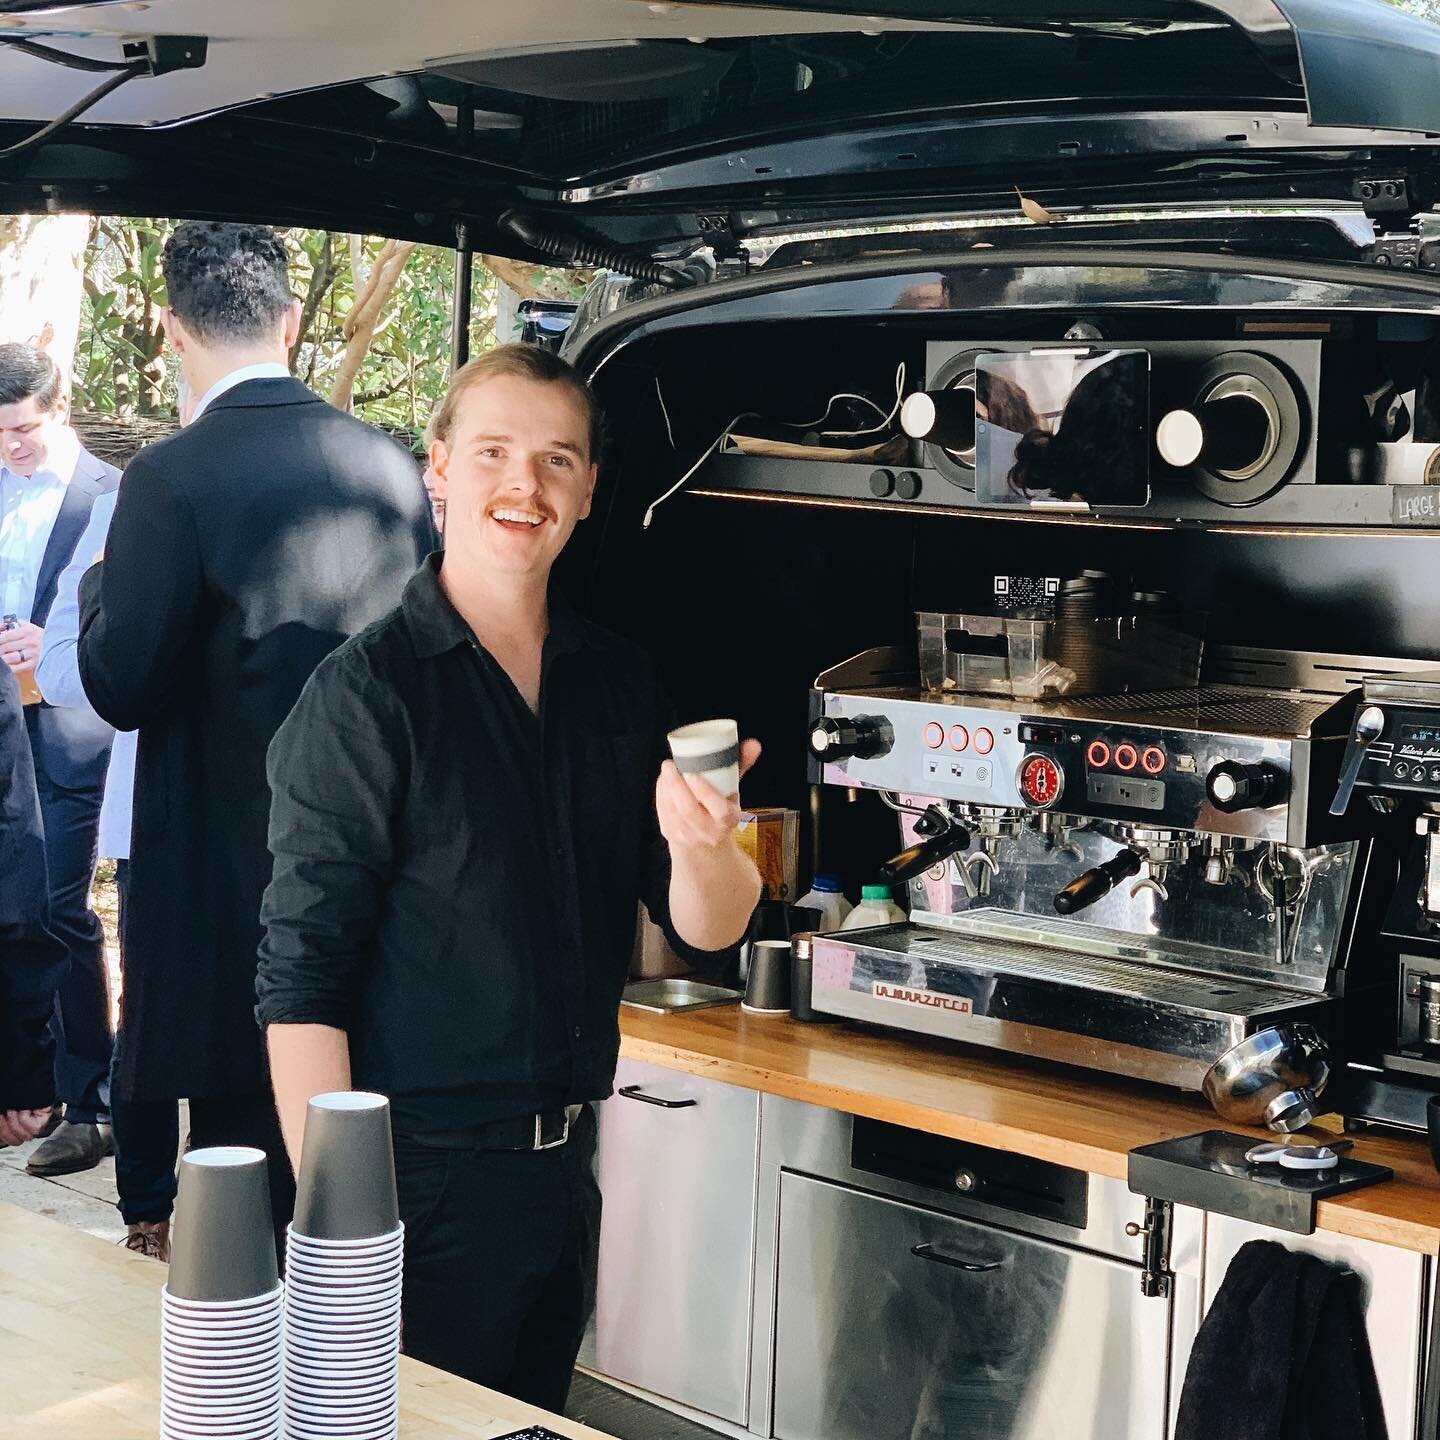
[772,1172,1172,1440]
[1203,1215,1429,1440]
[590,1057,761,1426]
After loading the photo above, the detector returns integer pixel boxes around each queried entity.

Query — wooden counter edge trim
[618,1033,1440,1257]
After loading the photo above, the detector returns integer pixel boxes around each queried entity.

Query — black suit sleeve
[77,455,206,733]
[0,669,63,1111]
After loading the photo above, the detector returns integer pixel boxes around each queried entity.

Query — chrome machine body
[805,642,1415,1107]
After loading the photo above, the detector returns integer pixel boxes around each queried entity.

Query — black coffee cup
[292,1092,400,1241]
[744,939,792,1014]
[168,1147,279,1302]
[1427,1093,1440,1174]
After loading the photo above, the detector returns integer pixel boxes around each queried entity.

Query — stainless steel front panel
[811,922,1331,1089]
[772,1172,1171,1440]
[817,685,1331,844]
[591,1058,760,1425]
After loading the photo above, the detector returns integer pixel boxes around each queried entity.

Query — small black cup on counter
[744,939,793,1014]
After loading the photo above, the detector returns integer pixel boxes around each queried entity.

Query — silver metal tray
[621,979,743,1013]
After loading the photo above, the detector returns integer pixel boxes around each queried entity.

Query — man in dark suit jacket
[76,221,433,1236]
[0,342,119,1176]
[0,664,68,1145]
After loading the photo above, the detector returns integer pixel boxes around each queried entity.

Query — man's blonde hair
[428,344,601,462]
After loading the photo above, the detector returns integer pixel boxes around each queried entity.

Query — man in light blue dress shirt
[0,343,118,1178]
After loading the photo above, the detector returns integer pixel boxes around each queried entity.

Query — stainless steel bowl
[1201,1024,1331,1133]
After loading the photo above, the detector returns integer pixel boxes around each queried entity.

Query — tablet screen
[974,349,1150,509]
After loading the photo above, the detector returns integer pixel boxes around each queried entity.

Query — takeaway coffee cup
[292,1092,400,1242]
[743,939,792,1015]
[668,719,741,796]
[167,1147,279,1303]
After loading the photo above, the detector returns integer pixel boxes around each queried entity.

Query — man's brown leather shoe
[121,1221,170,1262]
[24,1120,113,1176]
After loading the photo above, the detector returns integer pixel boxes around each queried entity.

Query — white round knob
[900,392,938,439]
[1156,409,1205,467]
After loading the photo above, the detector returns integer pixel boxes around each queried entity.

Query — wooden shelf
[620,1005,1440,1254]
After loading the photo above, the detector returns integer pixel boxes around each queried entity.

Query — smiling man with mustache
[257,343,761,1409]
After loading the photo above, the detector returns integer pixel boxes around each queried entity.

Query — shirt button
[573,1026,583,1039]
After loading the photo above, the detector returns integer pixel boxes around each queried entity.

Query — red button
[949,725,969,752]
[973,728,994,755]
[1114,742,1138,772]
[1141,745,1166,775]
[924,722,945,749]
[1086,740,1111,768]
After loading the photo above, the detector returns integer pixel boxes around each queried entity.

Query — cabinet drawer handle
[618,1085,698,1109]
[911,1242,1006,1273]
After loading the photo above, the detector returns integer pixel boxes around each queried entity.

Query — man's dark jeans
[395,1105,601,1412]
[36,769,111,1124]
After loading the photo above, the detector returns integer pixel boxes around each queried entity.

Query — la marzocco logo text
[872,982,971,1014]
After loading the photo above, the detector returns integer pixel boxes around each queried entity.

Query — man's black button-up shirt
[255,555,737,1135]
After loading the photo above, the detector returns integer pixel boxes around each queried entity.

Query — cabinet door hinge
[1125,1196,1174,1298]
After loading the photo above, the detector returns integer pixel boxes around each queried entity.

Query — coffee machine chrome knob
[809,714,893,762]
[1206,760,1286,813]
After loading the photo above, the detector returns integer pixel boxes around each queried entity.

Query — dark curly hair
[0,342,61,411]
[1008,358,1146,505]
[162,221,292,345]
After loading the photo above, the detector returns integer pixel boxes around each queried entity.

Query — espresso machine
[806,597,1417,1130]
[1332,670,1440,1131]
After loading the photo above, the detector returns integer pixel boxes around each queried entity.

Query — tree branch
[290,231,338,373]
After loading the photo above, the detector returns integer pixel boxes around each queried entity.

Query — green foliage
[74,219,583,432]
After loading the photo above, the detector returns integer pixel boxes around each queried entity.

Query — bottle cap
[813,873,843,893]
[861,884,894,900]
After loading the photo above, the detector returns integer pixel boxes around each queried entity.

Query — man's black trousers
[394,1105,601,1413]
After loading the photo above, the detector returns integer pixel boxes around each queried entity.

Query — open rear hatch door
[0,1,1437,259]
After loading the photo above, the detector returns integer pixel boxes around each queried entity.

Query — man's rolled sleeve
[256,651,405,1030]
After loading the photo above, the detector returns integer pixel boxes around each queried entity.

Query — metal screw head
[954,1169,976,1192]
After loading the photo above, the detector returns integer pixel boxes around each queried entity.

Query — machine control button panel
[1088,773,1166,810]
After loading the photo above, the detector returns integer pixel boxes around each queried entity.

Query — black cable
[497,210,697,292]
[0,59,146,161]
[0,37,138,72]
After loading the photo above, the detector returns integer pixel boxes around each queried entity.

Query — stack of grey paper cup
[161,1147,283,1440]
[283,1092,403,1440]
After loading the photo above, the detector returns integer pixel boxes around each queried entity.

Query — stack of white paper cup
[161,1147,283,1440]
[283,1092,403,1440]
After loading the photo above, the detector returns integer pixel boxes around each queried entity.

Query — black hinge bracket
[1355,176,1412,223]
[1125,1195,1174,1298]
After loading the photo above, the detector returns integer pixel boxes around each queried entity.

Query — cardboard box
[736,806,799,902]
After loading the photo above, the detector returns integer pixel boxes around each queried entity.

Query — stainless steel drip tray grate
[863,924,1314,1020]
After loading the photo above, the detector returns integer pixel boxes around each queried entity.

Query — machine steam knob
[809,714,892,762]
[1206,760,1287,813]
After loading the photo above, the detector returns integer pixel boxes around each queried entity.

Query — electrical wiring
[645,362,906,529]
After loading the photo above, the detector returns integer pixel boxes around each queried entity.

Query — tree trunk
[329,238,416,412]
[0,213,89,390]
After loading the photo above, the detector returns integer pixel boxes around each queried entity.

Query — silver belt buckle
[534,1110,571,1151]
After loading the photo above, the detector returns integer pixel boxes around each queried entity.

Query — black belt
[409,1104,582,1153]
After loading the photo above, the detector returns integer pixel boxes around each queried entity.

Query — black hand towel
[1175,1238,1388,1440]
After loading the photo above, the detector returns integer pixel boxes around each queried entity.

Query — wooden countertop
[0,1203,613,1440]
[619,1004,1440,1255]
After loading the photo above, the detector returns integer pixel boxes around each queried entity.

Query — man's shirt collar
[403,554,586,663]
[191,362,291,422]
